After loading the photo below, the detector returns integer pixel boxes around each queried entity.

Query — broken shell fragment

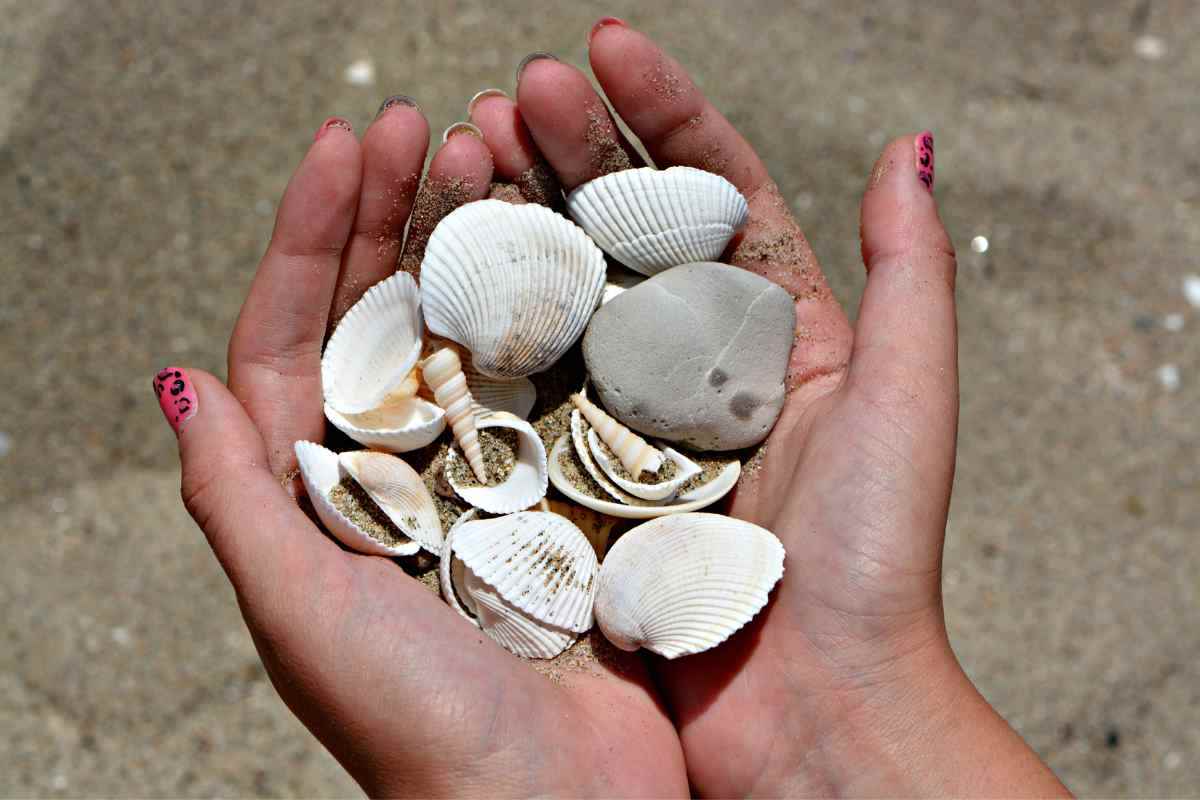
[445,411,548,515]
[420,200,606,379]
[294,441,421,557]
[593,513,785,658]
[587,429,702,502]
[422,347,487,483]
[322,272,445,451]
[566,166,749,277]
[571,391,662,479]
[338,450,443,554]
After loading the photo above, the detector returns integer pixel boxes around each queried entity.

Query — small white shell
[593,513,785,658]
[338,450,443,554]
[322,272,446,451]
[451,511,598,632]
[571,391,662,478]
[587,430,702,502]
[566,166,750,277]
[420,200,606,378]
[570,409,653,506]
[464,359,537,419]
[439,511,581,659]
[294,441,421,557]
[548,433,741,520]
[445,411,548,514]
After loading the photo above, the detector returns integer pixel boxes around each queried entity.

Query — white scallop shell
[338,450,443,554]
[548,433,741,520]
[420,199,606,378]
[322,272,446,451]
[587,429,702,501]
[439,513,576,659]
[294,441,421,557]
[464,359,537,419]
[445,411,548,514]
[451,511,598,632]
[566,166,750,277]
[593,513,785,658]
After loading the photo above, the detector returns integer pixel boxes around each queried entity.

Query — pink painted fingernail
[153,367,198,434]
[588,16,627,45]
[314,116,353,141]
[915,131,934,191]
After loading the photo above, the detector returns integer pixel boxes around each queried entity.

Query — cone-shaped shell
[422,348,487,482]
[571,391,663,479]
[566,166,749,277]
[593,513,785,658]
[338,450,443,554]
[420,200,606,378]
[322,273,445,451]
[445,411,549,514]
[452,511,598,632]
[587,429,702,502]
[294,441,421,557]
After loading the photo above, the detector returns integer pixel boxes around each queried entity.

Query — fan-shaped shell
[294,441,421,557]
[451,511,598,632]
[322,272,446,451]
[439,510,578,659]
[445,411,548,514]
[338,450,443,554]
[566,166,750,277]
[464,360,537,419]
[420,200,606,379]
[593,513,785,658]
[587,429,701,502]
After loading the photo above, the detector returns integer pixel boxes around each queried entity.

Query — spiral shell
[571,391,662,479]
[444,411,548,514]
[421,347,486,483]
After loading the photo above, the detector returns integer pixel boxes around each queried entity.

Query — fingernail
[915,130,934,192]
[314,116,353,141]
[467,88,508,117]
[376,95,421,119]
[588,16,627,45]
[442,121,483,145]
[516,52,559,83]
[153,367,198,435]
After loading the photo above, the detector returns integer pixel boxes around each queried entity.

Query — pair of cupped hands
[162,19,1068,797]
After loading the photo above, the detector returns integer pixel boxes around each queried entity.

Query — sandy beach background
[2,0,1197,795]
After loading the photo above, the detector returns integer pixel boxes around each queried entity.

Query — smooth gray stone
[583,262,795,451]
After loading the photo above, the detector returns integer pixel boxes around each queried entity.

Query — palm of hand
[179,22,958,798]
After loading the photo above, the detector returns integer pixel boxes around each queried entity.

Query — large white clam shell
[338,450,443,554]
[566,166,750,277]
[445,411,548,514]
[294,441,421,557]
[420,199,606,379]
[587,429,702,502]
[438,510,587,659]
[322,272,445,451]
[593,513,785,658]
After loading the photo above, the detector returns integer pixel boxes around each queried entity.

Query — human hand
[157,102,686,796]
[482,18,1070,797]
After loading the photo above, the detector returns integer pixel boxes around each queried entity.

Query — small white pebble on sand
[1157,364,1181,392]
[1164,313,1184,332]
[344,59,376,86]
[793,192,814,210]
[111,627,132,646]
[1164,751,1182,770]
[971,235,989,253]
[846,95,866,114]
[50,497,68,513]
[1183,274,1200,308]
[51,775,68,791]
[1133,35,1166,61]
[26,233,44,251]
[0,431,10,458]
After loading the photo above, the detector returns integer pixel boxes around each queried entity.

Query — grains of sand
[486,182,527,204]
[585,104,633,176]
[398,174,477,278]
[592,436,679,484]
[447,427,519,487]
[328,477,414,548]
[513,159,562,208]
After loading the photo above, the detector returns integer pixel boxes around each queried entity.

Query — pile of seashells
[296,166,787,660]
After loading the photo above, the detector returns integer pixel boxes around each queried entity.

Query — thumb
[153,366,341,619]
[848,132,958,533]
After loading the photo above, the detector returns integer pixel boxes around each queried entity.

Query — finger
[331,97,430,326]
[228,118,362,477]
[158,367,344,626]
[849,132,957,519]
[467,89,562,207]
[397,125,494,277]
[587,22,852,390]
[514,54,641,191]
